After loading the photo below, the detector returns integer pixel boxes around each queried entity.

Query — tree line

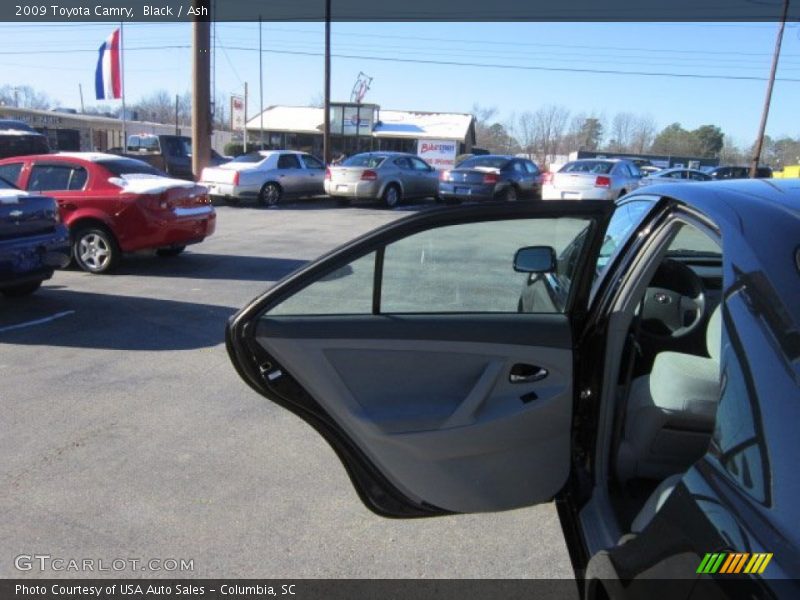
[472,103,800,170]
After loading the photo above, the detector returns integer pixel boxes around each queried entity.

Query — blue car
[438,154,543,203]
[0,177,70,297]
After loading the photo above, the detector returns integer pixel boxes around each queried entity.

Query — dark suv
[707,165,772,179]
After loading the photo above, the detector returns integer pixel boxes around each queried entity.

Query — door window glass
[524,161,540,175]
[266,218,593,316]
[393,157,412,170]
[409,157,431,171]
[0,162,23,186]
[27,164,87,191]
[277,154,301,169]
[269,252,376,316]
[596,200,653,274]
[302,155,325,170]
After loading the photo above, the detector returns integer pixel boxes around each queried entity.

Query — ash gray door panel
[255,325,573,513]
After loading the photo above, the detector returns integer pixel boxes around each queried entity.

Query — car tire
[382,184,402,209]
[1,280,43,297]
[72,226,120,274]
[156,246,186,257]
[259,182,282,207]
[503,186,519,202]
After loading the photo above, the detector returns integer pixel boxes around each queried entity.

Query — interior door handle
[509,364,548,383]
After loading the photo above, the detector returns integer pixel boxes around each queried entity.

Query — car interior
[602,219,724,542]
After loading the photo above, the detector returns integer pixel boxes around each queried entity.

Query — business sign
[417,139,457,170]
[230,95,245,130]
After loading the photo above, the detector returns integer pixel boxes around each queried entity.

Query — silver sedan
[542,159,642,201]
[324,152,439,208]
[637,168,712,187]
[200,150,326,206]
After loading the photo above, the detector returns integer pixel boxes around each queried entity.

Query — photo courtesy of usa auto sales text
[13,4,208,18]
[15,583,299,596]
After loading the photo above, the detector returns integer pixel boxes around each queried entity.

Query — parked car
[438,155,542,203]
[542,158,642,200]
[113,134,226,181]
[707,165,773,179]
[637,167,712,187]
[201,150,326,206]
[0,153,216,274]
[0,177,70,296]
[324,151,439,208]
[638,165,663,176]
[226,179,799,598]
[0,119,50,160]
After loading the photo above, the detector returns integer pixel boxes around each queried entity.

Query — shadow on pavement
[0,287,237,351]
[114,253,308,282]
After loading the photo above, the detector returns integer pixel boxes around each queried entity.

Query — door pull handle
[509,364,548,383]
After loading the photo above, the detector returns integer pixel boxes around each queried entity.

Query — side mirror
[513,246,557,273]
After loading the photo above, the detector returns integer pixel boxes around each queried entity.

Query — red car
[0,153,216,273]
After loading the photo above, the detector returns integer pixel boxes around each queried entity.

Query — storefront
[244,104,476,163]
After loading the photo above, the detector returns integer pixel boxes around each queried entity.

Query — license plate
[336,185,348,192]
[455,186,470,195]
[563,192,580,199]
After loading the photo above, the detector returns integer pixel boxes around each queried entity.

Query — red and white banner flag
[95,28,122,100]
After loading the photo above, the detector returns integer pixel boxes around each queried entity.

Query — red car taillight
[483,172,499,185]
[595,176,611,188]
[542,172,554,185]
[325,167,332,181]
[232,171,240,186]
[361,170,378,181]
[439,170,450,182]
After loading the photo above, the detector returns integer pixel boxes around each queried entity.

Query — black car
[0,119,50,160]
[708,165,773,179]
[0,176,70,297]
[439,154,542,202]
[227,179,799,598]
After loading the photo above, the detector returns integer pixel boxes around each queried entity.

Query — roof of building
[246,105,475,141]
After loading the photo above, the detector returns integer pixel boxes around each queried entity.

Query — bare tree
[526,104,570,167]
[608,112,637,152]
[630,115,657,154]
[0,85,50,109]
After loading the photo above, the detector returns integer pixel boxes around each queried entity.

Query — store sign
[230,95,245,130]
[417,139,457,170]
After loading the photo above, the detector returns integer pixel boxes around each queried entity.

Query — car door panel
[228,202,614,518]
[256,328,572,513]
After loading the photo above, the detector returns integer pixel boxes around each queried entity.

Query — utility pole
[78,84,85,112]
[191,0,212,180]
[175,94,180,135]
[750,0,790,178]
[323,0,331,164]
[258,15,265,149]
[243,81,248,153]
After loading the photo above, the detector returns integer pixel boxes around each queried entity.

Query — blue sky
[1,21,799,145]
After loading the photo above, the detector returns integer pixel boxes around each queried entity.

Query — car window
[596,200,653,274]
[231,153,266,164]
[342,155,386,168]
[97,158,165,177]
[0,174,18,190]
[409,157,431,171]
[524,161,540,175]
[393,157,412,170]
[688,171,709,181]
[561,161,614,175]
[665,170,684,179]
[0,162,23,186]
[268,217,592,316]
[627,163,642,177]
[302,155,325,170]
[510,161,525,173]
[277,154,301,169]
[27,164,87,191]
[457,156,509,170]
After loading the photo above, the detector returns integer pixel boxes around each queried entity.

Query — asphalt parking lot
[0,198,574,579]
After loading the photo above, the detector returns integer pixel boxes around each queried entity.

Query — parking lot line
[0,310,75,333]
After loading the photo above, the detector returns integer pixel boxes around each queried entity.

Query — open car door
[227,202,613,517]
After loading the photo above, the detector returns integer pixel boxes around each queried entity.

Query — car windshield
[97,158,166,177]
[231,153,266,163]
[342,155,386,168]
[561,161,614,174]
[457,156,509,170]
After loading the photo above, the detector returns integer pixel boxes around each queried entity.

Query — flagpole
[120,21,127,150]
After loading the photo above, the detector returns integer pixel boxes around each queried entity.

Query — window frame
[26,162,89,192]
